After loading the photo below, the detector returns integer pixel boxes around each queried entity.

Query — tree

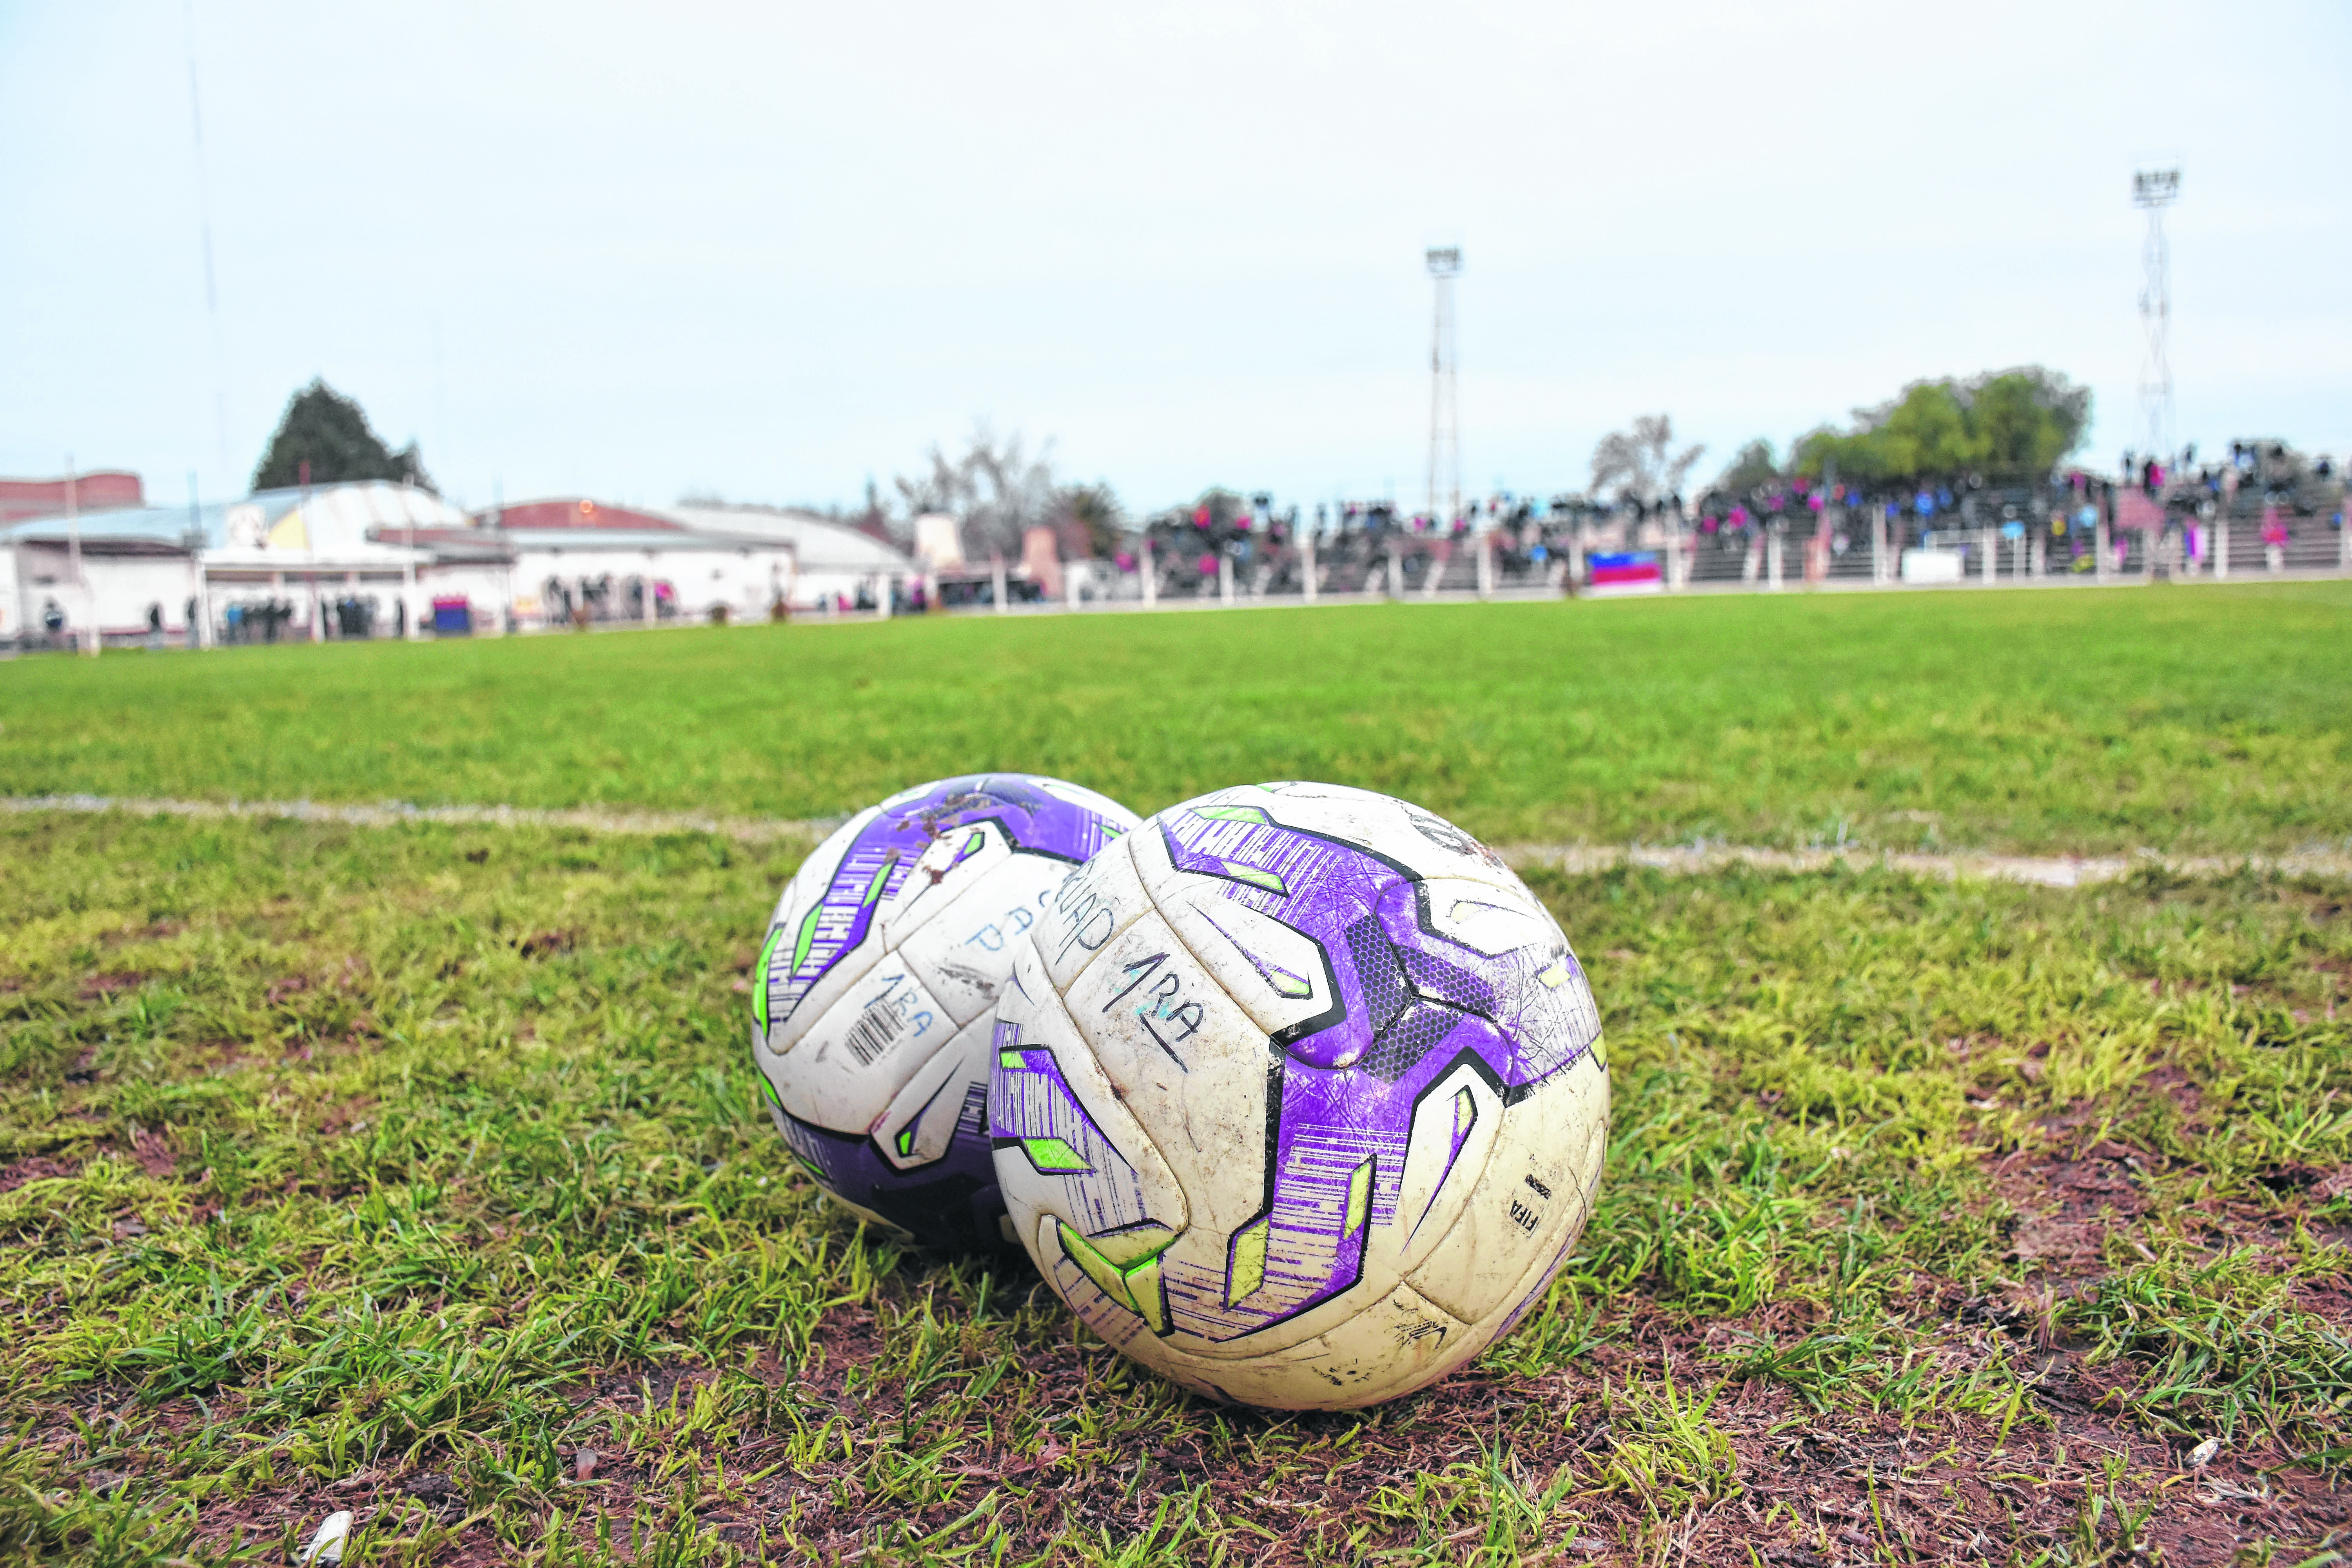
[1791,367,2089,487]
[1589,414,1704,505]
[893,427,1058,560]
[252,379,433,493]
[1711,439,1782,499]
[1053,482,1126,559]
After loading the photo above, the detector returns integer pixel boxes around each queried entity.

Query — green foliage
[1791,366,2091,486]
[1710,437,1782,497]
[1056,482,1127,559]
[4,583,2352,857]
[251,379,433,494]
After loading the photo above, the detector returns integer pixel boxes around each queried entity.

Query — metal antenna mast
[2132,167,2180,460]
[1425,246,1461,528]
[186,0,231,486]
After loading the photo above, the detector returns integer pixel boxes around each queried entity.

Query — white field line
[0,792,847,844]
[10,792,2351,886]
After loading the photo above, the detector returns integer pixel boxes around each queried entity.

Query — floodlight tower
[1425,246,1461,529]
[2132,167,2180,461]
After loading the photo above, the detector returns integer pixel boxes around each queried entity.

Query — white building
[0,485,918,649]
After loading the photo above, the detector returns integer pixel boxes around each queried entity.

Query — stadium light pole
[1425,247,1461,533]
[2133,167,2180,463]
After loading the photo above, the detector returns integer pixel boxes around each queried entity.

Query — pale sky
[3,2,2347,516]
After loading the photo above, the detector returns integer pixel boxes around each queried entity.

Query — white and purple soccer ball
[750,774,1140,1250]
[988,782,1609,1409]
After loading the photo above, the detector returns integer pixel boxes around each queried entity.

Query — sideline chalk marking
[5,795,2347,886]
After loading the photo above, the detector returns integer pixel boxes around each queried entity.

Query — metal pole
[1872,504,1888,585]
[65,457,98,655]
[2216,471,2235,581]
[2095,489,2112,584]
[403,479,421,640]
[1476,528,1493,600]
[1140,538,1156,608]
[1218,553,1234,607]
[1301,523,1317,604]
[992,553,1007,613]
[1980,527,1995,586]
[1425,247,1461,535]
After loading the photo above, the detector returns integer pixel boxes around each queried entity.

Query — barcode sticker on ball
[843,1001,909,1067]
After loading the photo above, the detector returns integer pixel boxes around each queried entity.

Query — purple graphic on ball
[762,1074,1004,1252]
[993,797,1601,1341]
[753,773,1134,1252]
[759,774,1126,1038]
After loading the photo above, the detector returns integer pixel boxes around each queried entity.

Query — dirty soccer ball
[751,774,1140,1250]
[988,782,1608,1408]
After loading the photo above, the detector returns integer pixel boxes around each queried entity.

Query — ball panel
[872,820,1020,953]
[1404,1061,1609,1324]
[1382,1060,1506,1277]
[1033,832,1157,994]
[769,964,954,1128]
[765,1081,1000,1250]
[1466,1142,1610,1353]
[1002,783,1610,1405]
[989,944,1192,1245]
[755,774,1142,1251]
[1414,876,1563,958]
[893,852,1065,1027]
[1183,1279,1468,1411]
[875,1012,994,1171]
[1239,782,1532,896]
[1132,828,1337,1041]
[760,775,1132,1049]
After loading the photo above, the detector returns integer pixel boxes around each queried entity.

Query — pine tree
[251,379,434,493]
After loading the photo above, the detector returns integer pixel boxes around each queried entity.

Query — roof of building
[662,505,914,573]
[0,481,461,565]
[485,498,686,532]
[1,485,919,576]
[0,471,145,524]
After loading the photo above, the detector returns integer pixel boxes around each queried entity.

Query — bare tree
[1589,415,1705,506]
[894,427,1060,560]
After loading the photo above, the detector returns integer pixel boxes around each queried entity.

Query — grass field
[4,583,2350,855]
[4,584,2351,1566]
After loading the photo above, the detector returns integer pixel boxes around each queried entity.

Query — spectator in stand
[2261,504,2288,573]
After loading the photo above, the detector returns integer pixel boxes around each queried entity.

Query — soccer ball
[751,774,1140,1250]
[989,782,1608,1408]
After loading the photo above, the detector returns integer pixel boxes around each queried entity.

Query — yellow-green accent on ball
[1227,1216,1270,1305]
[1056,1221,1172,1333]
[1020,1136,1092,1173]
[1343,1157,1375,1236]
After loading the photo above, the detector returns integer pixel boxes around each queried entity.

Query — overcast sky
[3,2,2346,515]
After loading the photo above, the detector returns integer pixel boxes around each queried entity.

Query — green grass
[3,812,2348,1564]
[4,581,2350,855]
[5,583,2352,1564]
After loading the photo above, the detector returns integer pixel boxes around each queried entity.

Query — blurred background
[4,0,2347,514]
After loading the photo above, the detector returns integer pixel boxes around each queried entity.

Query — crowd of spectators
[1084,441,2346,601]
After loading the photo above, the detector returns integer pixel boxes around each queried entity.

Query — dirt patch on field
[76,971,146,1000]
[0,1155,80,1194]
[1989,1138,2150,1283]
[131,1295,2316,1568]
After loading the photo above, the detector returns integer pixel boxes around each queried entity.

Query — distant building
[0,485,916,650]
[0,471,144,524]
